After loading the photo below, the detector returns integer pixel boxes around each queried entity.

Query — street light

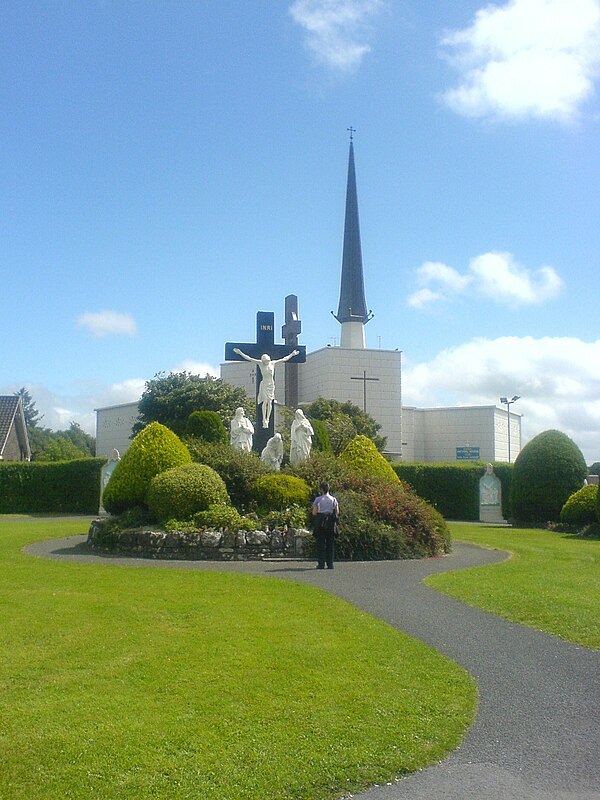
[500,395,520,463]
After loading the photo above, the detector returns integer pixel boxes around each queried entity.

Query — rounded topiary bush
[102,422,192,514]
[147,463,229,523]
[184,439,270,509]
[339,435,400,484]
[509,429,588,525]
[186,410,228,444]
[253,474,311,511]
[560,484,598,528]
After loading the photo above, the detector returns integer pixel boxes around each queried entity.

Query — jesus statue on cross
[232,348,299,428]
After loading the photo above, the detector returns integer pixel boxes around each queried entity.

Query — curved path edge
[25,534,600,800]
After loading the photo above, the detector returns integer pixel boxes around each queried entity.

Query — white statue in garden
[230,407,254,452]
[480,463,500,505]
[290,409,313,465]
[99,448,120,514]
[232,348,299,428]
[261,433,284,471]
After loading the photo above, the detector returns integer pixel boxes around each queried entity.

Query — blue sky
[2,0,600,462]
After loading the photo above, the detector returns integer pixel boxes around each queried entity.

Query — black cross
[347,126,356,141]
[281,295,301,410]
[225,311,306,452]
[350,370,379,413]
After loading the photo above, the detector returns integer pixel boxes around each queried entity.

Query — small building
[0,396,31,462]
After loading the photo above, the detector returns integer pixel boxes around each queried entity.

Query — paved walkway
[27,533,600,800]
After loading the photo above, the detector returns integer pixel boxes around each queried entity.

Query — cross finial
[347,126,355,141]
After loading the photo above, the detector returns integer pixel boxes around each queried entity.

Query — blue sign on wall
[456,446,480,460]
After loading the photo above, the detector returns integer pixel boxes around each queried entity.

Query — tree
[36,436,88,462]
[58,421,96,456]
[301,398,387,454]
[14,387,43,429]
[134,372,253,437]
[588,462,600,476]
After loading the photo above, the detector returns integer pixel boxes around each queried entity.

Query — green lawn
[426,524,600,649]
[0,517,476,800]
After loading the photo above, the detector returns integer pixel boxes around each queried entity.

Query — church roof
[0,396,31,460]
[335,139,371,325]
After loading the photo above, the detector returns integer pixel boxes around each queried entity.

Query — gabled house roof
[0,396,31,461]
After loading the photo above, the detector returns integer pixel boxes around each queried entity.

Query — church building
[96,138,521,463]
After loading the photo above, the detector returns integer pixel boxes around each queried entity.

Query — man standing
[311,482,339,570]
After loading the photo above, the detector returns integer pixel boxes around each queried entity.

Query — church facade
[96,138,521,463]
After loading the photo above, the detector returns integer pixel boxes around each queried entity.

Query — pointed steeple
[333,132,372,348]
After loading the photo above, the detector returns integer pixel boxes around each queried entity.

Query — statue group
[229,406,313,469]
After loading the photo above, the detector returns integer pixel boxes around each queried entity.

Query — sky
[2,0,600,463]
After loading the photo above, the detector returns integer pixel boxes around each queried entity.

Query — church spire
[333,131,372,348]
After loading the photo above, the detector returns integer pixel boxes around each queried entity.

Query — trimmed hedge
[0,458,104,514]
[393,462,513,521]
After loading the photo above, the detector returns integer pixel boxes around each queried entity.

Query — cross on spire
[347,126,356,141]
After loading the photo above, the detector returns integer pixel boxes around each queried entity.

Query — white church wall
[300,347,403,457]
[95,402,140,458]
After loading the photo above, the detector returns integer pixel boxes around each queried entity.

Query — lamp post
[500,395,520,463]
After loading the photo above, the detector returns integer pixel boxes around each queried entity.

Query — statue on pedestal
[230,407,254,452]
[290,409,313,465]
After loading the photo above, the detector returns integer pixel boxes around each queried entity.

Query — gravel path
[26,532,600,800]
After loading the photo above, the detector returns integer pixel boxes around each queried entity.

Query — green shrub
[147,463,229,523]
[259,504,310,531]
[559,484,598,528]
[0,458,104,513]
[102,423,191,514]
[340,435,400,483]
[309,418,332,453]
[191,504,257,531]
[286,452,354,496]
[253,474,311,511]
[509,430,588,525]
[184,439,270,509]
[186,410,228,443]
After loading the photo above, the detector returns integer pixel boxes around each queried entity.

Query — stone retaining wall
[87,519,312,561]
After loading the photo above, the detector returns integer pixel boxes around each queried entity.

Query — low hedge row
[393,462,513,521]
[0,458,104,514]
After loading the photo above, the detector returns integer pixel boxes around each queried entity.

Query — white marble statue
[290,409,314,465]
[232,348,299,428]
[230,407,254,452]
[480,463,500,505]
[261,433,284,471]
[99,448,120,514]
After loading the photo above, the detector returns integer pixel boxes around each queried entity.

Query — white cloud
[77,310,137,337]
[171,360,220,378]
[408,251,563,309]
[441,0,600,122]
[289,0,383,71]
[403,335,600,462]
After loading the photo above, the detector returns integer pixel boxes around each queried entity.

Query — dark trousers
[316,532,335,569]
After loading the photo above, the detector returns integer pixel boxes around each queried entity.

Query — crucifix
[225,311,306,453]
[350,370,379,413]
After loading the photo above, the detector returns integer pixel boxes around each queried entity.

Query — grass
[0,517,476,800]
[426,523,600,649]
